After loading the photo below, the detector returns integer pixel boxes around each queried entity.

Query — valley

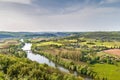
[0,32,120,80]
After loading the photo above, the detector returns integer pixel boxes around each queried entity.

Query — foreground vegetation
[0,54,82,80]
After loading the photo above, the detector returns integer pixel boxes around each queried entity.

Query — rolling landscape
[0,32,120,80]
[0,0,120,80]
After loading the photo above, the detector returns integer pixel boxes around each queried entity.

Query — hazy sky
[0,0,120,32]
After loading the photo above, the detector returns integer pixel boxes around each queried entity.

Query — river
[22,43,92,80]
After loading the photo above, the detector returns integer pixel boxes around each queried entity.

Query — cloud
[31,0,92,14]
[0,0,32,4]
[27,6,120,32]
[0,6,38,32]
[106,0,120,3]
[0,0,120,32]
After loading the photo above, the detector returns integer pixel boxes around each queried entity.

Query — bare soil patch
[104,49,120,56]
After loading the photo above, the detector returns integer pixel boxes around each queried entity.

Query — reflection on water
[22,43,92,80]
[22,43,69,73]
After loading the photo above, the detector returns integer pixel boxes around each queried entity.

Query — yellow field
[37,41,63,46]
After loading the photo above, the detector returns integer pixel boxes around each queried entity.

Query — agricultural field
[0,32,120,80]
[91,63,120,80]
[0,39,20,48]
[104,49,120,56]
[31,32,120,80]
[36,41,63,46]
[0,39,26,58]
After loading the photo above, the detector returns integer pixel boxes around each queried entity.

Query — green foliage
[0,54,82,80]
[31,32,120,80]
[32,47,96,79]
[0,40,27,58]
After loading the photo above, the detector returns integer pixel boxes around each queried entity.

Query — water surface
[22,43,92,80]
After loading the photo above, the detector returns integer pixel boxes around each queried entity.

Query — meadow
[91,63,120,80]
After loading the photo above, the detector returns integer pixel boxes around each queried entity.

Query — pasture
[36,41,63,46]
[91,63,120,80]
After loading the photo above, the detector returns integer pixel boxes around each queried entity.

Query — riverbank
[31,43,95,80]
[22,43,84,80]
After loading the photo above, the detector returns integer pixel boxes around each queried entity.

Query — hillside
[0,32,71,39]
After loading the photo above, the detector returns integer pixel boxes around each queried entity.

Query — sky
[0,0,120,32]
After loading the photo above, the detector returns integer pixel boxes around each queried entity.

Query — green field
[91,63,120,80]
[37,41,63,46]
[78,38,120,48]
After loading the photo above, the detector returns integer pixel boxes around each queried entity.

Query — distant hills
[0,31,120,41]
[0,32,71,39]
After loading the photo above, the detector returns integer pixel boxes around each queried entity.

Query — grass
[79,40,120,48]
[0,39,20,48]
[31,38,48,42]
[37,41,63,46]
[95,42,120,48]
[91,63,120,80]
